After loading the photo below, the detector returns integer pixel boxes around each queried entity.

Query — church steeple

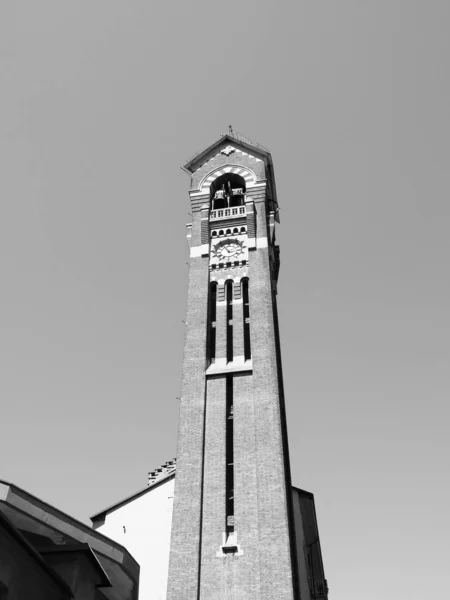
[167,132,299,599]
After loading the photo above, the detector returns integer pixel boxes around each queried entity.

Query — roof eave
[183,134,271,173]
[90,471,176,522]
[0,479,140,597]
[0,511,74,598]
[39,544,112,588]
[292,485,315,500]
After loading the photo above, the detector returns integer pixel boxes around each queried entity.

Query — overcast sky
[1,2,449,599]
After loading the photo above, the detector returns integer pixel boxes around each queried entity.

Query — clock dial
[212,239,244,261]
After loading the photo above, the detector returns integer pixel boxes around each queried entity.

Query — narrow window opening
[226,375,234,535]
[226,281,233,363]
[207,282,217,363]
[242,278,251,360]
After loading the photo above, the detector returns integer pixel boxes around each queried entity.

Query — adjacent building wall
[93,480,330,600]
[292,488,329,600]
[94,477,174,600]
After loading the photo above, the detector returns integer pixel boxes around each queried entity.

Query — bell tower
[167,132,299,600]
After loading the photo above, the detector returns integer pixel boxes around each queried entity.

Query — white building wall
[95,478,174,600]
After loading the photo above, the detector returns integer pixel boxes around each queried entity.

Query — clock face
[212,239,244,261]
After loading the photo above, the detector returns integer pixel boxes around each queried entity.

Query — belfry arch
[210,172,247,210]
[200,165,257,196]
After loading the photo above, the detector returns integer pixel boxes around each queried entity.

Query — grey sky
[1,2,449,599]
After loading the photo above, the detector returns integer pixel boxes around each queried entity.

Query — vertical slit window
[226,280,233,363]
[207,282,217,363]
[242,278,251,360]
[226,375,234,535]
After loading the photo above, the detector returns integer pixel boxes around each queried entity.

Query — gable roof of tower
[90,459,176,523]
[183,132,272,174]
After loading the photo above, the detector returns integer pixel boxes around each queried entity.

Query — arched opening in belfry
[210,173,246,210]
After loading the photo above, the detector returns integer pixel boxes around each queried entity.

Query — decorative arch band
[200,165,257,193]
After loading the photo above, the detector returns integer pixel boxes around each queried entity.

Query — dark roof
[39,543,111,588]
[0,510,73,598]
[0,480,139,600]
[292,485,315,500]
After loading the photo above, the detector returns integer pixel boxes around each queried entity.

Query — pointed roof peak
[184,129,271,174]
[223,126,269,153]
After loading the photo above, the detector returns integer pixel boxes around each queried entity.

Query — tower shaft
[167,135,298,600]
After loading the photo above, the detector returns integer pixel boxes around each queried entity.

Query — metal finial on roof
[229,125,233,135]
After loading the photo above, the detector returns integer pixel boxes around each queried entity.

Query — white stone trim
[251,181,267,188]
[206,357,252,376]
[216,531,244,557]
[198,164,257,193]
[193,145,263,173]
[190,244,209,258]
[189,191,210,198]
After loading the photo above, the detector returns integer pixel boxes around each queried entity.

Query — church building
[91,131,329,600]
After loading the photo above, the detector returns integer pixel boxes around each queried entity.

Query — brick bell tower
[167,131,299,600]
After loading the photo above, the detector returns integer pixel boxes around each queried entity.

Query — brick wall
[167,139,298,599]
[248,238,295,599]
[166,255,209,600]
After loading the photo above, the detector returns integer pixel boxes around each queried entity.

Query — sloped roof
[0,480,139,600]
[184,131,271,174]
[0,510,74,598]
[39,543,112,588]
[90,459,176,522]
[90,459,315,526]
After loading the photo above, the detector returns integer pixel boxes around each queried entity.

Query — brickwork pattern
[215,296,227,362]
[168,139,299,599]
[245,201,257,241]
[190,194,210,248]
[189,146,266,193]
[233,373,262,598]
[201,206,209,246]
[249,238,295,599]
[199,376,227,599]
[232,293,244,360]
[166,256,209,600]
